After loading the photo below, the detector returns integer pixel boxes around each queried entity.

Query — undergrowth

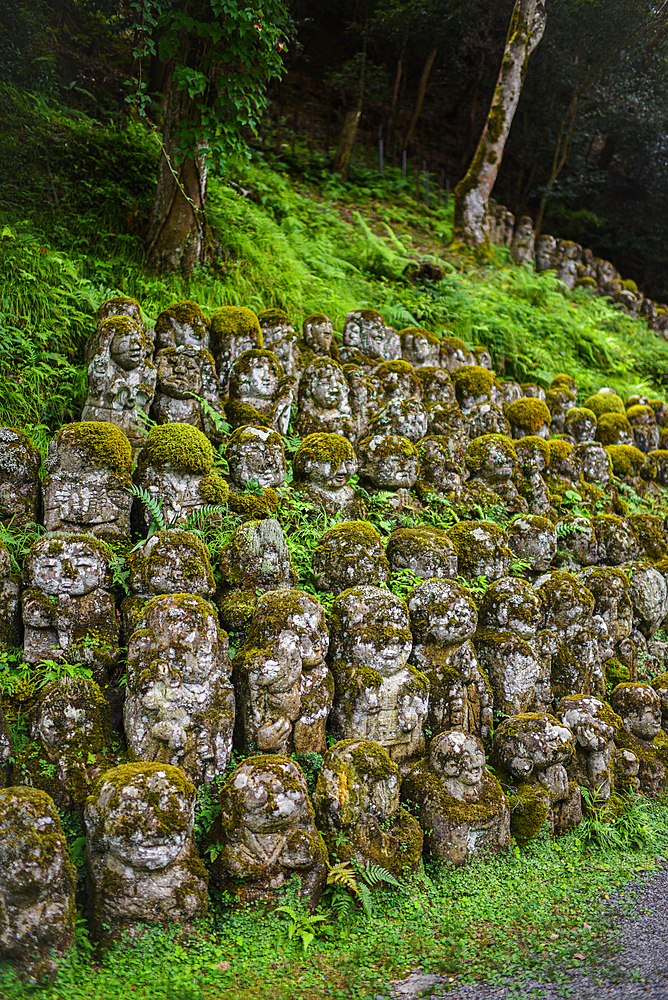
[2,83,668,445]
[2,801,665,999]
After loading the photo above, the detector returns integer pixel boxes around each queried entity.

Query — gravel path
[390,864,668,1000]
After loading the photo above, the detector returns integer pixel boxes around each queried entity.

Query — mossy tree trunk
[146,63,208,274]
[453,0,547,247]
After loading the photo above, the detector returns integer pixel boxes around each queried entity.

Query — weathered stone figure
[556,695,622,804]
[312,520,390,595]
[313,738,423,874]
[400,326,441,367]
[294,357,355,440]
[386,526,458,581]
[408,579,493,741]
[417,434,467,493]
[81,316,156,455]
[209,305,262,391]
[358,434,420,491]
[22,533,120,685]
[227,349,294,435]
[207,755,327,908]
[401,730,510,865]
[234,589,334,754]
[154,300,210,351]
[611,683,668,798]
[225,424,287,491]
[150,345,224,440]
[0,426,41,529]
[124,594,234,785]
[0,540,20,649]
[327,586,429,771]
[43,421,133,540]
[0,787,76,983]
[133,423,229,535]
[292,433,363,516]
[340,309,401,363]
[85,763,207,942]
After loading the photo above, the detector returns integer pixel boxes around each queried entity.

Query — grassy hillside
[3,83,668,457]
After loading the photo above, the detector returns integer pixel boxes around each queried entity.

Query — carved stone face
[408,579,478,646]
[251,590,329,667]
[156,349,203,399]
[359,435,418,490]
[611,684,662,739]
[34,676,110,756]
[111,330,144,372]
[557,696,617,751]
[26,538,108,596]
[309,368,347,411]
[305,455,356,490]
[430,731,486,788]
[401,330,438,367]
[129,531,215,597]
[229,758,307,833]
[303,316,333,354]
[226,426,286,489]
[233,357,280,405]
[348,606,412,678]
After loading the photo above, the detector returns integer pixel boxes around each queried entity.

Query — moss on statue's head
[257,308,291,327]
[505,398,551,433]
[209,305,262,352]
[155,300,209,339]
[139,423,213,474]
[56,422,132,474]
[626,404,655,424]
[548,439,574,464]
[605,444,650,479]
[550,374,577,393]
[465,434,517,474]
[515,435,551,470]
[375,360,416,378]
[451,365,495,399]
[584,392,625,417]
[293,433,356,480]
[399,326,440,346]
[440,335,469,354]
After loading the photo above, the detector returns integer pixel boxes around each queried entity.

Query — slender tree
[128,0,287,273]
[453,0,546,246]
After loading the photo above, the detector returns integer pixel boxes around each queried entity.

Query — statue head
[225,425,286,489]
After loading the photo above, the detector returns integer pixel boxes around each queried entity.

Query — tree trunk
[402,47,437,151]
[146,65,208,274]
[453,0,547,246]
[332,43,366,179]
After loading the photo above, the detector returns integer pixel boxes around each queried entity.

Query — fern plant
[325,859,402,920]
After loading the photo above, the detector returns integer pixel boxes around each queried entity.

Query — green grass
[3,82,668,449]
[2,803,666,999]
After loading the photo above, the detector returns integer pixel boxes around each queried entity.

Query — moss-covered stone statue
[416,434,467,494]
[0,787,76,983]
[506,514,557,573]
[224,424,287,504]
[85,763,207,943]
[504,398,552,439]
[358,434,419,491]
[369,397,429,443]
[386,526,457,581]
[209,305,262,392]
[490,713,581,842]
[626,404,659,453]
[124,594,234,785]
[133,423,229,535]
[533,570,606,700]
[514,435,551,515]
[564,407,597,444]
[227,349,295,435]
[233,589,333,755]
[464,434,526,512]
[150,345,225,441]
[14,676,113,813]
[401,730,511,865]
[447,521,512,582]
[400,326,441,367]
[408,578,492,741]
[555,695,623,805]
[611,683,668,798]
[312,520,390,595]
[22,533,120,687]
[313,738,423,875]
[123,528,215,623]
[576,566,633,664]
[592,514,640,565]
[554,515,598,570]
[43,422,133,540]
[217,518,296,639]
[81,315,157,455]
[340,309,401,364]
[294,357,355,440]
[439,335,475,373]
[292,433,364,517]
[207,755,327,909]
[414,366,456,408]
[154,299,210,351]
[0,426,41,529]
[474,578,552,717]
[327,586,429,772]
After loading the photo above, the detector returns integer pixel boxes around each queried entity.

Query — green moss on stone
[505,399,552,434]
[584,393,626,417]
[58,422,132,474]
[139,423,213,475]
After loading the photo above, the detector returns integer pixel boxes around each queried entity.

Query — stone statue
[85,763,207,942]
[0,540,20,650]
[417,434,467,494]
[340,310,401,364]
[227,349,294,435]
[124,594,235,785]
[358,434,419,491]
[313,738,423,874]
[133,423,229,535]
[22,533,121,687]
[400,327,440,367]
[386,526,458,581]
[327,586,429,772]
[611,683,668,798]
[150,345,225,441]
[234,589,333,754]
[209,305,262,392]
[43,421,133,540]
[408,579,493,741]
[294,357,355,440]
[154,300,210,351]
[292,433,364,517]
[81,315,156,455]
[0,427,41,529]
[207,755,327,909]
[555,695,622,804]
[312,520,390,595]
[225,424,287,491]
[401,730,511,866]
[0,787,76,983]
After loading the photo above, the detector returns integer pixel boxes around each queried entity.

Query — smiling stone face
[226,425,286,489]
[25,536,109,596]
[229,351,283,413]
[358,434,419,490]
[430,730,486,793]
[155,348,203,399]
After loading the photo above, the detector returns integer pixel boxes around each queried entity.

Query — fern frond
[360,861,401,889]
[326,861,359,894]
[182,505,229,531]
[129,484,166,532]
[357,881,374,919]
